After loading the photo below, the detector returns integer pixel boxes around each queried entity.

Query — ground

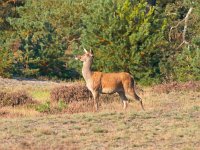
[0,77,200,150]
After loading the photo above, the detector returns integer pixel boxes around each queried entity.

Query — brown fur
[75,49,144,111]
[92,72,131,93]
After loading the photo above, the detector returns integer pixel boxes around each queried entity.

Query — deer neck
[82,60,93,82]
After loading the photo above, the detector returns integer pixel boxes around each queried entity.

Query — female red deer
[75,48,144,111]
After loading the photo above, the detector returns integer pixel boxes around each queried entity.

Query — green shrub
[0,48,14,78]
[58,100,68,112]
[173,47,200,82]
[35,101,51,113]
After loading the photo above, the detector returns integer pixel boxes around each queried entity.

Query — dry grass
[0,103,199,149]
[0,79,200,149]
[0,106,41,118]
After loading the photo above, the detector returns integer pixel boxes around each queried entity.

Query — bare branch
[176,41,185,50]
[169,7,193,49]
[182,7,193,42]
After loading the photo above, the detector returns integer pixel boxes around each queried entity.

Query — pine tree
[3,0,91,78]
[80,0,167,85]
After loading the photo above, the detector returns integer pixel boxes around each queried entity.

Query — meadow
[0,78,200,150]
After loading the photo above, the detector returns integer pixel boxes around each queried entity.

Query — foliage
[0,0,25,30]
[6,0,67,78]
[80,0,167,85]
[0,0,25,77]
[1,0,92,79]
[163,0,200,82]
[173,45,200,81]
[0,0,199,84]
[35,101,51,113]
[0,47,14,77]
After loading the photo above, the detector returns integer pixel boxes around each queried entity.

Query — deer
[75,48,144,111]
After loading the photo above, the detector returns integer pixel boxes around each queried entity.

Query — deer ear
[83,48,88,53]
[90,49,93,55]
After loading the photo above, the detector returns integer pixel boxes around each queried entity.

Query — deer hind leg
[134,92,145,111]
[125,89,145,111]
[91,91,99,111]
[118,92,128,110]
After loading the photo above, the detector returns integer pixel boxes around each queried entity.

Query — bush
[172,47,200,82]
[0,90,34,107]
[50,84,92,104]
[152,81,200,93]
[35,101,51,113]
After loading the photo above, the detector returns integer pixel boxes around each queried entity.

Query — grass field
[0,79,200,150]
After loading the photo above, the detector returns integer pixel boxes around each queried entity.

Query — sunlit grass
[30,89,50,102]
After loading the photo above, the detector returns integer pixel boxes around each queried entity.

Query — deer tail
[131,76,145,110]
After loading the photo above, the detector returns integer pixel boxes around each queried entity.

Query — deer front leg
[91,91,99,111]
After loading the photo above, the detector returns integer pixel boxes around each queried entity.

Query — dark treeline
[0,0,199,85]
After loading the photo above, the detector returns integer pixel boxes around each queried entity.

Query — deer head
[75,48,94,63]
